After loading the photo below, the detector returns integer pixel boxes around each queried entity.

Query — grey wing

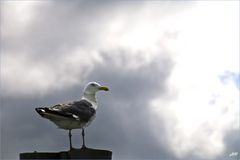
[50,100,96,122]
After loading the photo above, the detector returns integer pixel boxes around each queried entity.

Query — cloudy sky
[0,1,239,159]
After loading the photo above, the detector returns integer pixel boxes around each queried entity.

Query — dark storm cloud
[1,49,176,159]
[86,51,175,159]
[0,84,88,159]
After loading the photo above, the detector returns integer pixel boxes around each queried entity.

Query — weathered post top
[20,148,112,160]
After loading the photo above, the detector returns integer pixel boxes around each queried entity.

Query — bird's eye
[91,83,97,86]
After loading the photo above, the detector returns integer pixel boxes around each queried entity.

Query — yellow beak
[99,86,109,91]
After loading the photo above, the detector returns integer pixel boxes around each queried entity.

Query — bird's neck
[83,93,97,108]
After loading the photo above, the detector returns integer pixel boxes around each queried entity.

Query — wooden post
[20,148,112,159]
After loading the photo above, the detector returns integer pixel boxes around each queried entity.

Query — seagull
[35,82,109,150]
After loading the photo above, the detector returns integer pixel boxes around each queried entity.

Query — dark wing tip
[35,108,45,116]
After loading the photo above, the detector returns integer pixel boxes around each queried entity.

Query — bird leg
[68,129,73,150]
[81,128,86,149]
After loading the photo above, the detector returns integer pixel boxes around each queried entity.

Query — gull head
[84,82,109,95]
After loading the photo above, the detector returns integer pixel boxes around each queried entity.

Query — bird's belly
[54,120,86,130]
[42,112,95,130]
[54,116,96,130]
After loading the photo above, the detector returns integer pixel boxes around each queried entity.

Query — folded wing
[36,99,96,122]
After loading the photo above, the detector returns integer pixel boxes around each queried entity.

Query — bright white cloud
[150,1,239,159]
[0,1,45,38]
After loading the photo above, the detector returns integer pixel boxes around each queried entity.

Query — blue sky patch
[219,71,240,89]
